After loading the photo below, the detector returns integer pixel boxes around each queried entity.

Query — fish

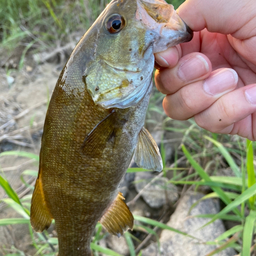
[30,0,193,255]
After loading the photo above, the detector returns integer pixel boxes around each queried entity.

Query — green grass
[0,0,109,55]
[0,0,185,60]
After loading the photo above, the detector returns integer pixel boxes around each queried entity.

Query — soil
[0,60,60,255]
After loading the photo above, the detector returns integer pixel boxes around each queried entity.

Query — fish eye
[106,14,125,34]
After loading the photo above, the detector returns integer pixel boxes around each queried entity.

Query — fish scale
[30,0,193,255]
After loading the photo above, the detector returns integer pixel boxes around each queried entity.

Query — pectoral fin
[81,110,116,155]
[134,127,163,172]
[100,192,133,237]
[30,170,52,232]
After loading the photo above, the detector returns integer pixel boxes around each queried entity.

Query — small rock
[141,191,236,256]
[134,172,178,208]
[6,75,15,85]
[26,65,33,72]
[106,234,129,255]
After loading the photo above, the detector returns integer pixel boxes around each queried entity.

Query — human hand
[155,0,256,140]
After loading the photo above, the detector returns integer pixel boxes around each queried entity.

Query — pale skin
[155,0,256,140]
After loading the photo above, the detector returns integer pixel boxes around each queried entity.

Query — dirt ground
[0,61,61,255]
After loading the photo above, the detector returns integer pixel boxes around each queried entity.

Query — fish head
[84,0,193,109]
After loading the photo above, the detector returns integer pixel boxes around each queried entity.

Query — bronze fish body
[30,0,193,255]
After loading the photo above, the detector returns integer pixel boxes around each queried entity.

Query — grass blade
[0,174,21,204]
[0,218,30,225]
[193,214,241,222]
[90,243,122,256]
[242,210,256,256]
[202,183,256,228]
[124,232,136,256]
[134,215,198,240]
[1,198,29,218]
[246,139,255,209]
[0,151,39,161]
[214,225,243,242]
[189,192,238,214]
[204,136,240,177]
[181,144,242,218]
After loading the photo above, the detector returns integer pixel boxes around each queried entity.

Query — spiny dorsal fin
[100,192,133,237]
[81,110,116,156]
[30,170,52,232]
[134,127,163,172]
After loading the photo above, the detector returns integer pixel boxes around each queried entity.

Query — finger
[155,53,211,95]
[177,0,255,38]
[155,46,181,68]
[163,68,238,120]
[194,84,256,135]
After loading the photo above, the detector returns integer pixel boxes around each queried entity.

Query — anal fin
[100,192,133,237]
[30,171,52,232]
[135,127,163,172]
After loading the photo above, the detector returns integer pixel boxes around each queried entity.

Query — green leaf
[0,174,21,204]
[124,232,136,256]
[0,218,30,226]
[0,151,39,161]
[204,136,240,177]
[242,210,256,256]
[181,145,242,218]
[90,243,122,256]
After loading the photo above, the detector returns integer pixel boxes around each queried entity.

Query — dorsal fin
[30,170,52,232]
[100,192,133,237]
[134,127,163,172]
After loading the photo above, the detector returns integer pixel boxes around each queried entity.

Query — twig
[33,42,75,63]
[1,159,36,172]
[0,120,44,143]
[206,233,240,256]
[3,138,33,148]
[135,209,172,254]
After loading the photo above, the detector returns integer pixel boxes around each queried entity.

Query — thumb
[177,0,256,38]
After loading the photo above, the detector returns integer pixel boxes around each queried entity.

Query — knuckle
[179,88,196,113]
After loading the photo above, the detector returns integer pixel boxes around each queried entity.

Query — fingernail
[155,54,169,67]
[245,86,256,105]
[203,69,238,96]
[178,55,209,81]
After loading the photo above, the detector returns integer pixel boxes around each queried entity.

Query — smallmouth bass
[30,0,193,255]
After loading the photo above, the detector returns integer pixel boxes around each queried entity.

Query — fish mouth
[137,0,193,51]
[103,58,141,73]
